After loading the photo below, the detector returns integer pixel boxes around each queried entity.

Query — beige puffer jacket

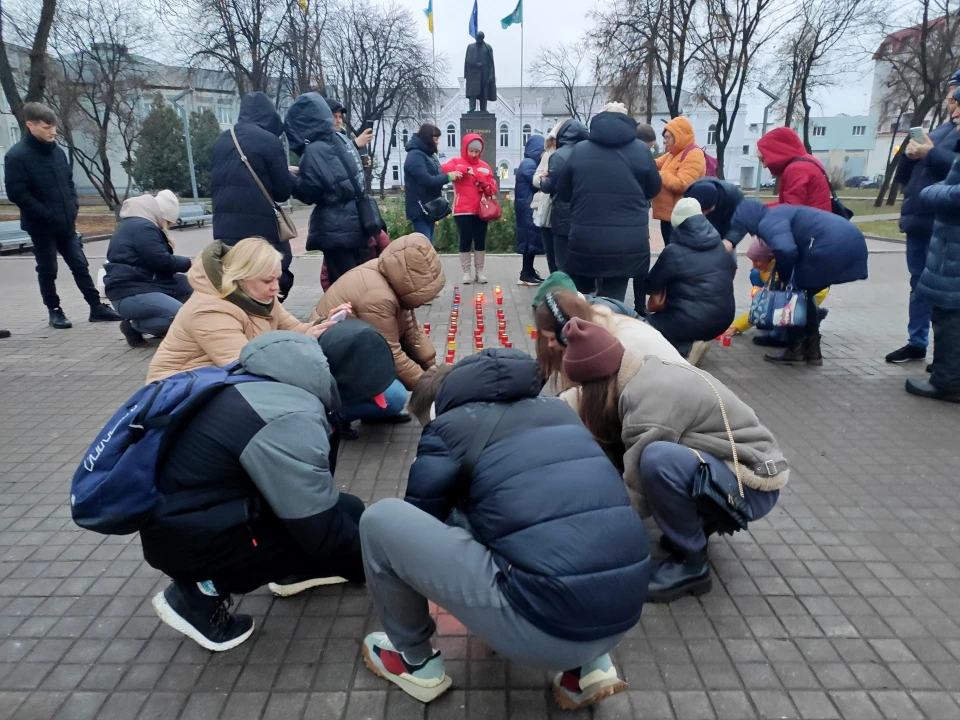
[311,233,445,388]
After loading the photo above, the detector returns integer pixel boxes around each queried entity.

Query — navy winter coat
[917,158,960,309]
[515,135,545,255]
[896,121,960,237]
[646,215,737,344]
[103,218,191,301]
[684,178,745,241]
[210,92,294,247]
[403,135,448,222]
[3,133,78,236]
[729,199,868,289]
[405,350,652,642]
[541,119,589,237]
[555,111,662,278]
[286,93,368,251]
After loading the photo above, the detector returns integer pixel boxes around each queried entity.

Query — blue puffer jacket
[896,120,960,236]
[210,92,294,246]
[514,135,545,255]
[729,199,868,289]
[405,350,652,642]
[541,119,589,237]
[917,159,960,309]
[104,217,191,302]
[403,135,448,222]
[286,92,367,251]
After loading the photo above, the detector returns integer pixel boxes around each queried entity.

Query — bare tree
[321,0,439,191]
[285,0,329,97]
[872,0,960,204]
[0,0,56,128]
[530,40,603,122]
[695,0,793,178]
[46,0,151,212]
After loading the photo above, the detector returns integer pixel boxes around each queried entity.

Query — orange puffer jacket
[653,117,706,222]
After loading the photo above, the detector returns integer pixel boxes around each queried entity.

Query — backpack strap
[457,402,510,483]
[680,144,701,161]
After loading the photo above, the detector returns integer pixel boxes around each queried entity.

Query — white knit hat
[671,197,702,228]
[601,101,629,115]
[155,190,180,224]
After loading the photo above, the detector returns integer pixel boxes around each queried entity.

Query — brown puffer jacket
[311,233,444,388]
[146,242,313,383]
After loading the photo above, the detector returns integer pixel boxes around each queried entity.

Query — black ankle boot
[805,333,823,366]
[765,336,806,364]
[119,319,148,348]
[48,307,72,329]
[647,549,711,603]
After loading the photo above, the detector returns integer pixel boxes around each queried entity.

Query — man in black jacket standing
[3,102,120,329]
[210,92,297,300]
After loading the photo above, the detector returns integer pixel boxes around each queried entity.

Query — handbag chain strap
[662,361,744,499]
[230,128,279,210]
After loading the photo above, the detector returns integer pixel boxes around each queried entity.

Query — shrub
[379,194,518,254]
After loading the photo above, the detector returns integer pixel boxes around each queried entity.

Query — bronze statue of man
[464,31,497,113]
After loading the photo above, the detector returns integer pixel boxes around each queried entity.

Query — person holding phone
[442,133,498,284]
[886,71,960,365]
[404,123,457,243]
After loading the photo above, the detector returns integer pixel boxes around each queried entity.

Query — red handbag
[478,194,502,222]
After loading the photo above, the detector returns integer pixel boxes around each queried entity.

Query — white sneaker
[688,340,713,367]
[268,576,349,597]
[475,272,488,284]
[461,272,473,284]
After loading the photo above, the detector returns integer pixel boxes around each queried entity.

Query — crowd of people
[3,69,958,711]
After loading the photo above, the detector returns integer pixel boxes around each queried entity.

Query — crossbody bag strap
[230,128,279,209]
[330,137,365,200]
[662,361,744,498]
[788,157,839,200]
[457,402,510,483]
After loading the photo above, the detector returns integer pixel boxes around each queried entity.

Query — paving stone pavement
[2,248,960,720]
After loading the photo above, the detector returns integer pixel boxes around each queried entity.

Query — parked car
[760,179,776,189]
[845,175,869,188]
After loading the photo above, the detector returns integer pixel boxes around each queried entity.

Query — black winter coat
[896,121,960,236]
[646,215,737,344]
[541,119,588,237]
[103,218,192,301]
[555,111,662,278]
[3,133,78,236]
[286,93,368,251]
[405,349,652,642]
[210,92,294,247]
[514,135,545,254]
[917,158,960,309]
[685,178,744,241]
[403,135,448,222]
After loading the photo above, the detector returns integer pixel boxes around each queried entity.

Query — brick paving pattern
[2,243,960,719]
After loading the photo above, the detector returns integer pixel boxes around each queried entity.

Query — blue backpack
[70,364,266,535]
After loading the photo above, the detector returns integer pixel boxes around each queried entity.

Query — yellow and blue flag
[424,0,434,34]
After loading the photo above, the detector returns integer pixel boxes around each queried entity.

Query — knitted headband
[545,292,569,346]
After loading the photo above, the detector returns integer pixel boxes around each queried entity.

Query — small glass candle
[423,323,430,334]
[531,329,539,339]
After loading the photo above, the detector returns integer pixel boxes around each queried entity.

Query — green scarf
[201,241,275,318]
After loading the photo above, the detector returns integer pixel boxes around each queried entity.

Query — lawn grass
[857,219,903,239]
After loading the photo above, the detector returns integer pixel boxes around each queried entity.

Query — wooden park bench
[174,203,213,230]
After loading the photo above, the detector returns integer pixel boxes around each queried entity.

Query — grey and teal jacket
[139,332,362,581]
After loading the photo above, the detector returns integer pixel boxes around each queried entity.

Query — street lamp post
[755,84,780,199]
[172,88,200,206]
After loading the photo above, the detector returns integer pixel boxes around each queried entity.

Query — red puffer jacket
[757,127,832,212]
[441,133,498,215]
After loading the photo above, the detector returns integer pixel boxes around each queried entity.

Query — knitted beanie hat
[531,271,577,308]
[155,190,180,224]
[467,139,483,152]
[684,181,719,211]
[671,197,702,228]
[746,237,775,264]
[561,317,625,384]
[601,101,629,115]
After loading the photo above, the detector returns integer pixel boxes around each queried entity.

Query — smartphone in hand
[329,308,348,323]
[910,127,925,144]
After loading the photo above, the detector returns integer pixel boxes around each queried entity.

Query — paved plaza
[1,227,960,719]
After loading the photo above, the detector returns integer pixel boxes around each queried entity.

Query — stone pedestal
[460,111,497,171]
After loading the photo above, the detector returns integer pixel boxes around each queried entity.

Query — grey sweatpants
[359,498,625,671]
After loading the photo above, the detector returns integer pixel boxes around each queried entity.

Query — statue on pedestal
[464,31,497,113]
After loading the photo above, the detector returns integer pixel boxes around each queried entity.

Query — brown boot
[765,336,806,364]
[805,334,823,366]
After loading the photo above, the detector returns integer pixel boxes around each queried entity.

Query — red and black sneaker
[552,653,628,710]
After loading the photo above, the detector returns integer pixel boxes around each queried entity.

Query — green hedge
[380,194,518,254]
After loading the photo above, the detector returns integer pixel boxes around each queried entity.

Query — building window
[522,123,532,145]
[706,124,717,145]
[392,165,399,181]
[889,122,899,133]
[499,123,509,148]
[446,123,456,147]
[391,131,397,148]
[742,144,750,155]
[498,162,510,180]
[216,107,233,124]
[196,105,207,115]
[812,126,826,137]
[9,126,20,144]
[402,128,409,145]
[852,125,866,136]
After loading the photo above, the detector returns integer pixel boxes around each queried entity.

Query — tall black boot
[765,334,806,364]
[647,548,711,603]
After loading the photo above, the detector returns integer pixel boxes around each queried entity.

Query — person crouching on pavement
[559,318,787,603]
[144,323,396,651]
[357,349,652,709]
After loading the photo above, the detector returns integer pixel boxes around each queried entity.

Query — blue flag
[468,0,478,39]
[501,0,522,28]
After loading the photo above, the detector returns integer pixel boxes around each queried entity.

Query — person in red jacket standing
[756,127,832,212]
[442,133,498,284]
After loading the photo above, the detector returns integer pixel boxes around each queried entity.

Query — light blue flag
[501,0,522,28]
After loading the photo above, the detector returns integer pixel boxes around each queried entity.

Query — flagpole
[520,17,524,156]
[432,31,437,123]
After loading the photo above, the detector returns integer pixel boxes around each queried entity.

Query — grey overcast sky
[384,0,879,122]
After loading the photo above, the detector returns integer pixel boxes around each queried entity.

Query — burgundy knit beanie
[561,317,625,384]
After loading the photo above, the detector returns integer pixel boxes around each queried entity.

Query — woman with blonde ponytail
[147,237,348,383]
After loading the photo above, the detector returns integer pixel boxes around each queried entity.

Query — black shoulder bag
[331,137,385,238]
[788,157,855,220]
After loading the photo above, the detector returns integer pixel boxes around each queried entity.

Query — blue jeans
[338,378,407,422]
[412,219,435,244]
[906,231,932,349]
[112,276,193,336]
[640,441,780,554]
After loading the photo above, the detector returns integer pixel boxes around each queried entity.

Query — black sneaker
[48,307,72,329]
[362,410,413,426]
[518,274,543,287]
[119,319,148,348]
[339,421,360,441]
[152,582,254,652]
[0,330,9,339]
[89,303,122,322]
[885,344,926,363]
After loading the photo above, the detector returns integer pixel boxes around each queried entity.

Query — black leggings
[455,215,488,252]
